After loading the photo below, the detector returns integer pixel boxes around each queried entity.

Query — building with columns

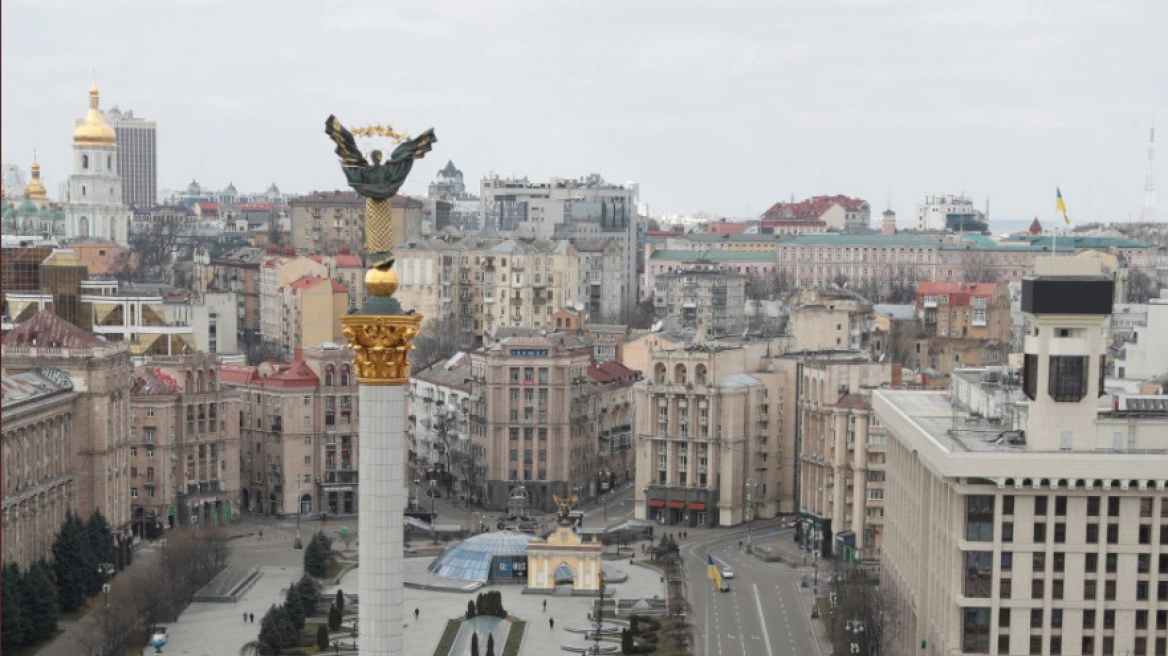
[66,84,132,244]
[874,258,1168,656]
[2,311,134,534]
[2,368,79,569]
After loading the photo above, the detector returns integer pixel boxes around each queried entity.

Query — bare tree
[412,313,470,373]
[960,251,1001,284]
[1128,268,1159,303]
[128,219,183,282]
[825,560,901,656]
[246,339,286,366]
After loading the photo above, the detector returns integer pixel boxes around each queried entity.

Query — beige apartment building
[2,312,134,534]
[396,236,579,347]
[290,190,422,255]
[794,354,890,560]
[652,266,747,337]
[789,289,875,352]
[633,337,797,527]
[279,276,349,355]
[2,368,79,569]
[588,361,641,492]
[468,334,596,513]
[222,343,360,516]
[205,246,265,343]
[128,355,242,537]
[874,259,1168,656]
[308,250,365,311]
[260,252,328,340]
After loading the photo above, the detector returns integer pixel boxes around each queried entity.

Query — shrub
[317,623,329,650]
[328,604,342,631]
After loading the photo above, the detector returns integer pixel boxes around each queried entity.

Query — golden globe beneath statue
[365,266,399,298]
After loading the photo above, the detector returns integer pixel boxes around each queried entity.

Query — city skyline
[2,0,1166,222]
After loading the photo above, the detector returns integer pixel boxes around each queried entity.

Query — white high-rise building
[2,164,27,199]
[916,194,987,232]
[66,84,131,244]
[103,106,157,209]
[874,258,1168,656]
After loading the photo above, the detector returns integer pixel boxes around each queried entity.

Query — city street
[679,523,827,656]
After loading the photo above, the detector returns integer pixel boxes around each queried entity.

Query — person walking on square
[250,613,255,623]
[542,599,547,612]
[550,617,555,630]
[243,612,247,622]
[415,608,420,621]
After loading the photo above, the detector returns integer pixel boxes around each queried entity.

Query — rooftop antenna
[1140,122,1156,223]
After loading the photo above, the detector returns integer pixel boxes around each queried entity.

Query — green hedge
[502,619,526,656]
[432,618,463,656]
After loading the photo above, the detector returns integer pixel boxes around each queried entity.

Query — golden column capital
[341,313,423,386]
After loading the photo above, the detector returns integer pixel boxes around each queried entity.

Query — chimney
[891,362,903,388]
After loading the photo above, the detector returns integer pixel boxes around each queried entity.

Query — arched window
[674,364,687,385]
[654,363,667,384]
[81,185,87,197]
[340,366,350,386]
[695,364,708,386]
[78,217,89,237]
[197,371,206,393]
[325,365,335,386]
[82,155,89,169]
[107,156,112,170]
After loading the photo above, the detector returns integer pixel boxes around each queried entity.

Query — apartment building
[222,344,359,517]
[917,282,1011,341]
[408,353,473,497]
[1118,291,1168,382]
[634,338,796,527]
[2,368,79,569]
[916,194,987,232]
[874,258,1168,656]
[277,277,348,359]
[206,246,265,343]
[575,237,626,322]
[468,334,596,513]
[260,251,329,340]
[652,266,747,337]
[2,311,134,534]
[395,236,579,346]
[290,190,422,255]
[129,355,242,536]
[307,249,365,311]
[792,354,891,560]
[587,361,641,492]
[789,290,875,353]
[643,250,777,300]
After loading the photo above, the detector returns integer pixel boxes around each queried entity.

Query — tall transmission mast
[1140,126,1156,222]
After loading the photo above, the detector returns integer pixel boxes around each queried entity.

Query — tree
[2,563,27,650]
[295,574,318,616]
[471,633,481,656]
[258,604,297,651]
[960,251,1001,283]
[328,603,343,631]
[467,600,477,619]
[86,510,115,573]
[411,313,468,374]
[283,585,305,630]
[303,532,333,578]
[825,561,901,656]
[1128,268,1158,303]
[335,588,345,611]
[24,560,58,641]
[52,511,93,611]
[486,633,496,656]
[245,339,286,366]
[127,218,183,282]
[621,628,635,654]
[316,623,330,650]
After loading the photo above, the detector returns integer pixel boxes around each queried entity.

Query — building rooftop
[873,304,917,321]
[782,234,938,247]
[1,368,75,410]
[648,249,776,262]
[413,353,472,391]
[2,311,105,349]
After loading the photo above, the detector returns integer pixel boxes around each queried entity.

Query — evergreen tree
[466,600,476,619]
[283,585,305,630]
[335,588,345,611]
[86,511,114,572]
[471,632,480,656]
[52,511,91,611]
[24,560,59,641]
[328,604,342,631]
[486,633,496,656]
[629,614,639,635]
[621,628,635,654]
[316,622,330,650]
[259,604,297,649]
[295,575,318,616]
[303,532,333,578]
[2,563,27,651]
[475,592,485,616]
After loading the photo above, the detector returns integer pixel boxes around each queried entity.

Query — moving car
[719,579,731,593]
[721,567,735,579]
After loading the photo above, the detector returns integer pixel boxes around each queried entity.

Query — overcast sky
[3,0,1166,224]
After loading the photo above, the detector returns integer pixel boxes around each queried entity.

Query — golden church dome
[24,161,47,200]
[73,84,116,147]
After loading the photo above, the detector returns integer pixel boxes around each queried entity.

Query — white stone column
[358,383,405,656]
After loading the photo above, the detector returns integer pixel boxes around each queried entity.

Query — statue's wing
[389,128,437,162]
[552,495,563,508]
[325,115,369,169]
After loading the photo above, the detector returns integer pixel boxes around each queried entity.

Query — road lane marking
[753,582,775,656]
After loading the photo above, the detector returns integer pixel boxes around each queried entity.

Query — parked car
[721,567,735,579]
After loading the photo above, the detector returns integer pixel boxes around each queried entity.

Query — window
[1108,496,1120,516]
[1001,552,1013,570]
[1088,496,1100,516]
[964,551,993,597]
[1003,495,1015,515]
[1106,553,1117,573]
[1085,580,1097,599]
[1035,496,1048,515]
[1002,522,1014,542]
[1103,610,1115,630]
[1050,636,1062,656]
[1048,355,1088,402]
[304,455,311,465]
[1054,523,1066,543]
[1030,636,1042,655]
[1087,523,1099,542]
[966,495,994,541]
[1084,609,1096,629]
[1033,522,1046,542]
[1031,579,1044,598]
[1106,523,1118,544]
[963,608,991,654]
[1052,579,1064,599]
[999,608,1011,627]
[1055,495,1067,516]
[1030,608,1043,628]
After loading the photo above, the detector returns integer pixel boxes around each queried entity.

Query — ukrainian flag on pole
[707,554,722,587]
[1056,187,1071,225]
